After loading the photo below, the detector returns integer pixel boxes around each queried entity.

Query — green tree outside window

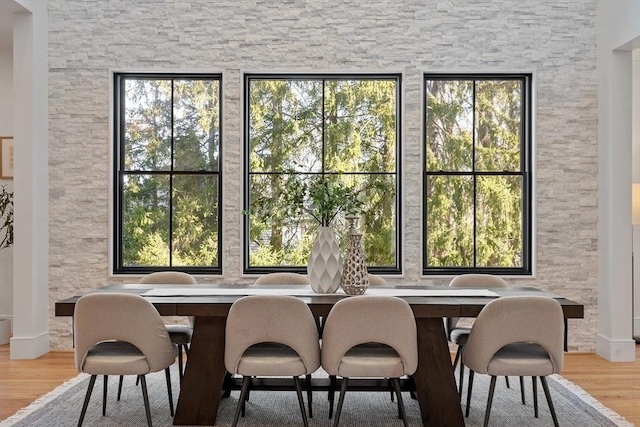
[114,74,222,273]
[245,75,400,272]
[424,74,532,274]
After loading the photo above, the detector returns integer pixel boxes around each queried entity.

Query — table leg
[174,316,226,425]
[412,318,465,427]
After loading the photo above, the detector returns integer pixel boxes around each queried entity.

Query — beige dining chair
[253,272,310,285]
[139,271,197,381]
[321,296,418,427]
[462,296,564,427]
[74,293,178,427]
[224,295,321,427]
[367,273,388,286]
[446,274,523,401]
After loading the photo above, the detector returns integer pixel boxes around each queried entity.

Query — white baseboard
[595,334,636,362]
[9,331,50,359]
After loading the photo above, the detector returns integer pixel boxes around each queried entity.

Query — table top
[54,283,584,319]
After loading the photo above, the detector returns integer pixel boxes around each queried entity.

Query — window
[244,74,401,273]
[423,74,532,275]
[113,73,222,274]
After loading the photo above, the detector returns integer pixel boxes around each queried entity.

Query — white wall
[0,47,13,328]
[596,0,639,361]
[0,47,12,133]
[633,48,640,337]
[9,0,50,359]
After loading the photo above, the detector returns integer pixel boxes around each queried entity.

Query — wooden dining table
[55,284,584,427]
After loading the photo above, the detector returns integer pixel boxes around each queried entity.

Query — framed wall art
[0,137,14,179]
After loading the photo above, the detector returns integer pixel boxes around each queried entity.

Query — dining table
[55,284,584,427]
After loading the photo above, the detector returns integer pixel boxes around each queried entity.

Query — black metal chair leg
[232,376,251,427]
[164,367,174,417]
[102,375,108,416]
[139,375,152,427]
[483,376,497,427]
[505,376,510,388]
[245,376,252,403]
[293,376,309,427]
[177,345,184,382]
[540,376,560,427]
[465,370,475,417]
[305,373,313,418]
[520,375,526,404]
[458,359,465,397]
[222,371,233,398]
[328,375,336,419]
[77,375,97,427]
[392,378,409,427]
[333,377,349,427]
[117,375,123,401]
[533,376,539,417]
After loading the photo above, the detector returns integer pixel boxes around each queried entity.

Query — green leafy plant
[244,175,366,228]
[0,185,13,250]
[302,177,364,227]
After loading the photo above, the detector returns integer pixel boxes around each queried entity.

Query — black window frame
[422,73,533,276]
[112,72,223,275]
[243,73,402,275]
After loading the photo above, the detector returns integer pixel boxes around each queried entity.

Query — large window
[423,74,532,275]
[113,73,222,274]
[244,74,401,273]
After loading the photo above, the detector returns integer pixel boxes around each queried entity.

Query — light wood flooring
[1,344,639,424]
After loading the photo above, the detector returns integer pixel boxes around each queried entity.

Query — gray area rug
[1,365,633,427]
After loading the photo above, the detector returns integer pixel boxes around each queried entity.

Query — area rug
[1,365,633,427]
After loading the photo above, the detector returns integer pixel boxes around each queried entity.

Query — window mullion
[472,80,478,268]
[169,79,175,267]
[321,79,326,179]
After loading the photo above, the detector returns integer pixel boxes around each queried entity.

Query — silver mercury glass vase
[340,216,369,295]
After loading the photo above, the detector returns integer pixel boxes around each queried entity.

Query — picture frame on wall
[0,137,14,179]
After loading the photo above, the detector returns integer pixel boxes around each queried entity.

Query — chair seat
[237,343,309,376]
[166,324,193,345]
[336,344,405,378]
[82,341,151,375]
[487,343,554,377]
[449,327,471,345]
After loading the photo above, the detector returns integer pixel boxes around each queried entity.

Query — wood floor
[1,344,639,425]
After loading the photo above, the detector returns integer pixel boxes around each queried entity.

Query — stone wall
[47,0,598,350]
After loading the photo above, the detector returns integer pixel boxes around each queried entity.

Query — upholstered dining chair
[446,274,522,400]
[253,272,311,285]
[321,296,418,427]
[367,273,388,286]
[74,293,177,427]
[462,296,564,427]
[139,271,197,381]
[224,295,321,427]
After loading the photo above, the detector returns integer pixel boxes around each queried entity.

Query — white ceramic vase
[307,226,343,293]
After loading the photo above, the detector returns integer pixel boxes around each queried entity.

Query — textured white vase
[308,226,343,293]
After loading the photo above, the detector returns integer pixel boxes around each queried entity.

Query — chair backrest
[367,274,388,286]
[321,296,418,376]
[74,293,176,373]
[449,273,508,288]
[139,271,197,327]
[447,274,509,335]
[139,271,197,285]
[253,272,310,285]
[462,296,564,375]
[224,295,320,375]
